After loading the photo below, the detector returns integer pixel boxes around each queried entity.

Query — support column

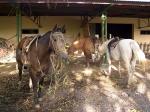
[101,14,108,64]
[16,6,22,43]
[101,14,107,42]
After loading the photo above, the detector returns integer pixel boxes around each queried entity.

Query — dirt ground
[0,58,150,112]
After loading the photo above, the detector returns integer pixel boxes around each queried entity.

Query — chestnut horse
[67,36,99,67]
[16,25,68,107]
[16,36,34,79]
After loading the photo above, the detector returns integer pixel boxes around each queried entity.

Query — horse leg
[105,53,112,76]
[86,58,90,68]
[82,50,89,67]
[118,61,121,77]
[17,63,23,88]
[18,63,23,81]
[29,70,40,108]
[108,60,112,76]
[125,61,133,87]
[84,53,90,67]
[131,58,136,74]
[38,77,44,101]
[29,77,33,92]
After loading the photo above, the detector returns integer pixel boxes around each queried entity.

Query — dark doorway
[95,23,133,39]
[22,29,39,34]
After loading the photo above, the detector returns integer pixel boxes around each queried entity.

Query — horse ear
[62,25,66,33]
[77,32,80,37]
[53,24,57,31]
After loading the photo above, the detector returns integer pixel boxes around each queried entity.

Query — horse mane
[100,38,114,51]
[42,30,52,38]
[105,38,114,44]
[42,26,64,38]
[37,30,52,41]
[90,36,99,44]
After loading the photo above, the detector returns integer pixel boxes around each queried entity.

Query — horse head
[98,38,113,56]
[50,25,68,60]
[52,24,66,33]
[67,45,76,56]
[20,36,34,68]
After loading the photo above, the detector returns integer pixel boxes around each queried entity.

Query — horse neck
[101,39,112,52]
[72,38,83,49]
[30,32,51,62]
[104,39,114,46]
[79,38,85,48]
[38,31,51,47]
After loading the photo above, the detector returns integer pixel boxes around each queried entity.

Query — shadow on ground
[0,58,150,112]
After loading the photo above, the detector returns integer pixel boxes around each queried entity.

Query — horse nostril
[23,65,28,70]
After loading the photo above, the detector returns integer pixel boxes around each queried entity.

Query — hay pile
[0,38,15,63]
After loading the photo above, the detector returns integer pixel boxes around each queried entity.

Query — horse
[98,37,146,87]
[67,36,100,67]
[16,25,68,108]
[16,36,35,78]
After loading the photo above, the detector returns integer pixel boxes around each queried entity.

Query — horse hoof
[29,88,33,93]
[126,85,130,88]
[105,75,109,79]
[18,81,21,85]
[38,98,43,102]
[18,81,22,89]
[35,104,41,109]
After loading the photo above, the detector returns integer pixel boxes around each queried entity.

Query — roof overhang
[0,0,150,18]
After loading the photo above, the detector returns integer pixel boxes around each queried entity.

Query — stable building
[0,0,149,44]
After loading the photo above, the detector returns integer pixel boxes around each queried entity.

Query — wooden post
[16,5,22,43]
[82,16,90,37]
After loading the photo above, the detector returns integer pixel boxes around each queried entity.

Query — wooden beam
[138,18,150,29]
[25,15,42,28]
[81,16,90,37]
[16,6,22,43]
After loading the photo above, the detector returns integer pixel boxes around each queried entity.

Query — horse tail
[130,40,147,71]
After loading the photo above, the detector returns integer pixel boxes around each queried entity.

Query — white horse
[98,38,146,86]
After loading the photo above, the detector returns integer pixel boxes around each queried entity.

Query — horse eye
[54,39,56,41]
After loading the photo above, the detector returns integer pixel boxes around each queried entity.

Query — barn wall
[0,17,16,43]
[36,16,81,38]
[90,17,150,43]
[0,16,149,45]
[0,16,82,45]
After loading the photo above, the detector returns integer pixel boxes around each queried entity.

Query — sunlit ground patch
[82,68,93,76]
[136,82,146,94]
[84,104,96,112]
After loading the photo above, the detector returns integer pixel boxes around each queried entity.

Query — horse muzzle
[59,51,68,59]
[22,64,30,73]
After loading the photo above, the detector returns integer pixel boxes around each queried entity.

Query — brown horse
[16,36,34,80]
[67,36,99,67]
[16,25,68,107]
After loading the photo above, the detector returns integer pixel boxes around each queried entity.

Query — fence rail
[138,42,150,59]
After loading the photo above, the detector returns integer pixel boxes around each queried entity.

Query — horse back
[17,36,34,50]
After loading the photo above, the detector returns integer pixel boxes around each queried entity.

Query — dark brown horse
[67,36,99,67]
[16,25,68,107]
